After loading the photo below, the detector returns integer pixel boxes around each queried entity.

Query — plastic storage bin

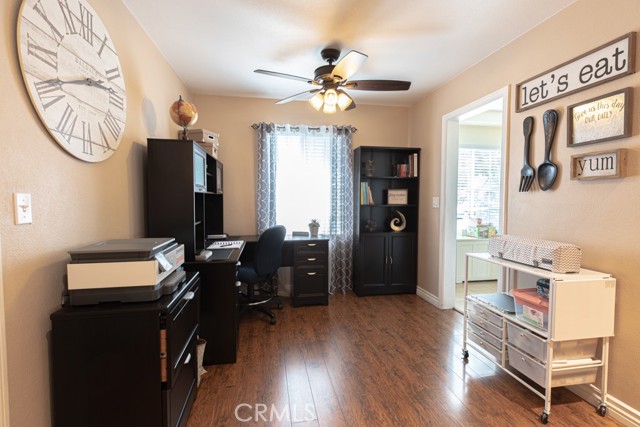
[507,345,599,388]
[536,278,550,299]
[506,321,599,363]
[512,288,549,329]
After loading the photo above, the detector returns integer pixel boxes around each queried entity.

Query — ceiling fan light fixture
[322,102,337,114]
[309,92,324,111]
[336,90,353,110]
[323,89,338,108]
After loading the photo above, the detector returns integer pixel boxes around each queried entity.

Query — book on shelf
[360,182,374,205]
[394,154,419,178]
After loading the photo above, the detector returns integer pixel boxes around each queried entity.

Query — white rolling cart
[461,252,616,424]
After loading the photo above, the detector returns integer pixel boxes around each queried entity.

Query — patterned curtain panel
[252,123,355,293]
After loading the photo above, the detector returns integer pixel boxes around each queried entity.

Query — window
[273,133,333,232]
[457,147,501,231]
[254,123,355,293]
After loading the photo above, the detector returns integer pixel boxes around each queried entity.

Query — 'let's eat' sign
[516,33,636,112]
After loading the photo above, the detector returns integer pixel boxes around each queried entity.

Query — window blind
[457,147,501,228]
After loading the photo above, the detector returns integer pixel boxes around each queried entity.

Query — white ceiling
[123,0,577,108]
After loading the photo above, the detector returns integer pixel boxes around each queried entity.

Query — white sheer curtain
[252,123,355,293]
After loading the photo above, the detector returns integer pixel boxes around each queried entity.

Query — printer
[66,238,185,305]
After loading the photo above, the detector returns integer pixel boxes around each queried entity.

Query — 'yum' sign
[570,149,627,180]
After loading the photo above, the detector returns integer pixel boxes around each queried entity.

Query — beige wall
[1,1,408,425]
[190,95,409,235]
[1,1,191,425]
[410,0,640,413]
[459,125,501,148]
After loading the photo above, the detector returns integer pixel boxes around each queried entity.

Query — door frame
[0,234,9,426]
[438,86,510,309]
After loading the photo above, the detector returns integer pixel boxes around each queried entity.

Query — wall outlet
[432,196,440,208]
[14,193,32,225]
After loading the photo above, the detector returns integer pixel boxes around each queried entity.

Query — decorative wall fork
[519,116,535,192]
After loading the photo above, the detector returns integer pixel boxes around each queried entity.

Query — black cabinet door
[388,233,417,292]
[356,234,387,293]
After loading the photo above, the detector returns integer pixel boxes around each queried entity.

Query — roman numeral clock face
[17,0,126,162]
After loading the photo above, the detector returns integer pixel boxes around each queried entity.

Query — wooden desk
[231,235,330,307]
[187,235,329,366]
[184,243,244,365]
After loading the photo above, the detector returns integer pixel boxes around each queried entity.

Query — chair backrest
[253,225,286,276]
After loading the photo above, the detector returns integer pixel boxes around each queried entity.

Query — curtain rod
[251,123,357,132]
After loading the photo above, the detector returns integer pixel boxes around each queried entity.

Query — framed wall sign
[567,88,632,146]
[516,32,636,112]
[570,148,627,180]
[386,189,408,205]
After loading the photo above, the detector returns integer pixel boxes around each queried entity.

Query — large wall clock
[17,0,126,162]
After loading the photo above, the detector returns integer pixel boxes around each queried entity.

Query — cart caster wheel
[462,349,469,359]
[540,412,549,424]
[597,403,607,417]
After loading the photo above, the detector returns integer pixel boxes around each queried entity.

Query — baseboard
[416,286,440,307]
[569,384,640,426]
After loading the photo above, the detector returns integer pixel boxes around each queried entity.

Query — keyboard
[208,240,243,250]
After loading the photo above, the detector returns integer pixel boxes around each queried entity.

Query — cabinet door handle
[183,291,195,301]
[184,352,192,365]
[236,281,241,288]
[389,256,393,265]
[307,257,317,261]
[307,243,317,247]
[307,272,317,276]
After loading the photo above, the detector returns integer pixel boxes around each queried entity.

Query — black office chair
[238,225,286,324]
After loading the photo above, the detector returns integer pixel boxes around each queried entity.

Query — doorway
[438,87,509,311]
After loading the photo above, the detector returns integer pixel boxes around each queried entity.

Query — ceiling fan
[254,48,411,114]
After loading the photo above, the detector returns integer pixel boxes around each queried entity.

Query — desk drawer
[295,241,328,257]
[164,334,198,427]
[166,281,200,385]
[295,253,328,267]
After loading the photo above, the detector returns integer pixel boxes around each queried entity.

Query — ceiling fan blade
[275,89,321,105]
[331,50,368,81]
[254,69,313,84]
[345,98,356,111]
[344,80,411,91]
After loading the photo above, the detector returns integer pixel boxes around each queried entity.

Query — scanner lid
[68,238,177,262]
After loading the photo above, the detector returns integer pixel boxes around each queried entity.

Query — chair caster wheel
[597,403,607,417]
[270,317,276,325]
[540,412,548,424]
[276,302,283,309]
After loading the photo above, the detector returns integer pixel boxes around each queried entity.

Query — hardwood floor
[187,292,622,427]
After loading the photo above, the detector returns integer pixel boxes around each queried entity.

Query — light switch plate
[14,193,32,224]
[432,196,440,208]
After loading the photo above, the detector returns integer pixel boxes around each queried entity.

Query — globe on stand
[170,95,198,139]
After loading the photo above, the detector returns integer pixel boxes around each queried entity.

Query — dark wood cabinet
[353,146,420,296]
[292,239,329,306]
[50,273,200,427]
[146,139,223,262]
[147,138,240,366]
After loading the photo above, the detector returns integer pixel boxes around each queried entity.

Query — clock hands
[48,78,113,92]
